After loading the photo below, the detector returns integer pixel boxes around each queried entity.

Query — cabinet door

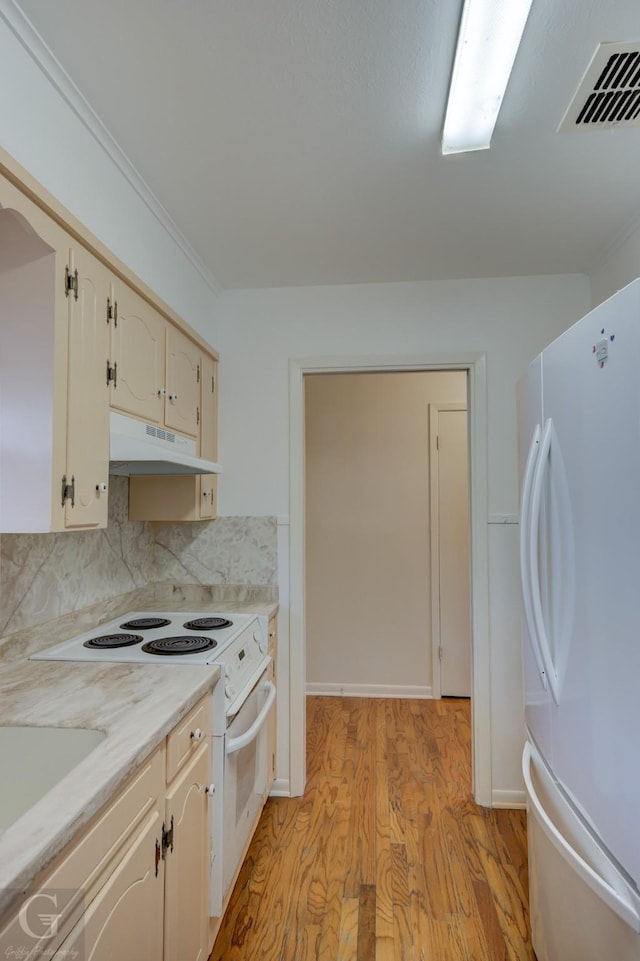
[110,285,165,424]
[199,354,218,518]
[64,245,110,529]
[54,809,165,960]
[165,325,199,437]
[164,742,210,961]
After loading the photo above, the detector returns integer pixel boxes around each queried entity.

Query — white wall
[590,220,640,308]
[0,13,221,342]
[216,274,591,801]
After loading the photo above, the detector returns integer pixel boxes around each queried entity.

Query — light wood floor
[210,696,535,961]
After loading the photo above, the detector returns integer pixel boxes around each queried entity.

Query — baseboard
[492,789,526,809]
[269,777,292,797]
[306,682,433,699]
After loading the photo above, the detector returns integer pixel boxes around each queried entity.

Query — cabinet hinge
[211,375,215,394]
[107,297,118,327]
[155,838,161,877]
[436,435,439,450]
[438,645,443,661]
[64,266,78,301]
[196,406,200,426]
[106,361,118,388]
[61,474,75,508]
[197,363,200,383]
[161,816,174,859]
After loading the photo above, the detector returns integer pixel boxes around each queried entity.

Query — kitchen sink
[0,725,106,831]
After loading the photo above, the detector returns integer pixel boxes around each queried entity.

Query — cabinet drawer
[166,696,211,783]
[0,745,164,956]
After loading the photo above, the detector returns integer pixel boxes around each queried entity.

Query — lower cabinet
[0,695,213,961]
[164,743,210,961]
[53,807,165,960]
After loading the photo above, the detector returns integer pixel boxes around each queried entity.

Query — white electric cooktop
[31,611,262,665]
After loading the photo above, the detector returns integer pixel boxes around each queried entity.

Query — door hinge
[197,363,200,383]
[64,266,78,301]
[161,816,174,859]
[107,297,118,326]
[106,361,117,388]
[61,474,75,508]
[196,406,200,426]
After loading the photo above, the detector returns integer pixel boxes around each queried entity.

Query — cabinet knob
[169,393,178,402]
[96,483,108,493]
[205,783,216,795]
[158,387,167,397]
[190,728,204,742]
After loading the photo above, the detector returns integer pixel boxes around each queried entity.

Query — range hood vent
[109,411,222,476]
[558,42,640,132]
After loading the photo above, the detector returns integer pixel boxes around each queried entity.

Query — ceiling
[14,0,640,289]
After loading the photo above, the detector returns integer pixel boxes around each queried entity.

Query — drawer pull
[190,728,204,742]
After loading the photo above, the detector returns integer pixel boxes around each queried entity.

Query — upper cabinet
[108,286,204,442]
[108,284,165,425]
[64,245,111,529]
[199,353,219,520]
[0,155,221,533]
[165,325,200,438]
[128,349,219,523]
[0,179,110,532]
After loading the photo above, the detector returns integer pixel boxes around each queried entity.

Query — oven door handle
[225,681,276,755]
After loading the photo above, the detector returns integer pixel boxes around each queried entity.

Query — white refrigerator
[517,278,640,960]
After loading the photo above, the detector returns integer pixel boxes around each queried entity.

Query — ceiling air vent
[558,41,640,132]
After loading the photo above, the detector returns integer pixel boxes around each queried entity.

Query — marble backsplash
[0,477,277,641]
[153,516,277,589]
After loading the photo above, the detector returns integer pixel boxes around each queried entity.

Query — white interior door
[431,405,471,697]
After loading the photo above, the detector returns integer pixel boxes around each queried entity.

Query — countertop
[0,591,278,917]
[0,657,219,917]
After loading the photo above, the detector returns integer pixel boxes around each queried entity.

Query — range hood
[109,411,222,477]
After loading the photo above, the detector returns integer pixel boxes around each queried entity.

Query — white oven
[31,610,276,920]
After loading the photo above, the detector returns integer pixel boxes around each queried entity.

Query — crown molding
[0,0,223,296]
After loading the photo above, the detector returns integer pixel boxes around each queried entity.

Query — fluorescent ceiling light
[442,0,534,154]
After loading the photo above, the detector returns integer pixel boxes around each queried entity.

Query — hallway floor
[211,696,535,960]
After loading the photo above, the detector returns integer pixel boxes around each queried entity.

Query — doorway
[304,372,469,701]
[288,354,490,804]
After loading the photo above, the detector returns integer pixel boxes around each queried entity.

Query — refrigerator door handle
[528,417,560,704]
[523,742,640,932]
[519,424,548,690]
